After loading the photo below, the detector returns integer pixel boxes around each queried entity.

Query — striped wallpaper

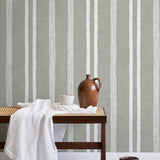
[0,0,159,152]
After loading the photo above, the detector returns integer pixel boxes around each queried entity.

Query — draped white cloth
[4,99,97,160]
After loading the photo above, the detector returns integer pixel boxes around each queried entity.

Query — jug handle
[92,78,102,92]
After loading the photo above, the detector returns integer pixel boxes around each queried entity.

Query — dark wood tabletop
[0,106,106,123]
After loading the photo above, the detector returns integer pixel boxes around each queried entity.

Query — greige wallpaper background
[0,0,159,153]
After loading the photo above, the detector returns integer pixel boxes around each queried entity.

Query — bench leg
[101,123,106,160]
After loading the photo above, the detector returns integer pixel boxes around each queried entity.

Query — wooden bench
[0,107,107,160]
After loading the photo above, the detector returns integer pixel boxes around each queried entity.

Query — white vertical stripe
[6,0,12,106]
[153,0,160,152]
[25,0,29,103]
[49,0,56,103]
[86,0,91,152]
[137,0,141,152]
[110,0,117,152]
[94,0,98,78]
[32,0,37,101]
[86,123,90,152]
[129,0,133,152]
[86,0,90,75]
[94,0,98,151]
[67,0,74,145]
[67,0,74,95]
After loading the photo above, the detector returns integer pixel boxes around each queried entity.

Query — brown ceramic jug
[78,74,102,108]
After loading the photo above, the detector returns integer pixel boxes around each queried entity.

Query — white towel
[51,103,97,113]
[4,99,97,160]
[17,102,67,142]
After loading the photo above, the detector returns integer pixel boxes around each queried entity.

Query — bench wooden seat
[0,106,106,160]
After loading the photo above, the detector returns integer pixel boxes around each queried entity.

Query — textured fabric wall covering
[0,0,159,152]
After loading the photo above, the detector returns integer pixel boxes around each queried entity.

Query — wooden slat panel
[0,107,106,123]
[0,117,10,123]
[0,142,102,150]
[56,142,102,149]
[53,116,106,123]
[0,142,5,149]
[0,116,106,124]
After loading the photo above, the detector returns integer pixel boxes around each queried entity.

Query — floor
[1,152,160,160]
